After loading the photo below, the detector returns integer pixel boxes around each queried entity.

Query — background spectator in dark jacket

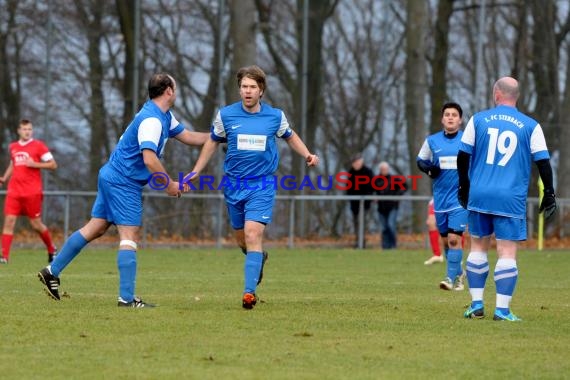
[375,161,407,249]
[347,153,374,248]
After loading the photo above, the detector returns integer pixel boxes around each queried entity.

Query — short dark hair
[19,119,32,128]
[441,102,463,118]
[148,73,175,99]
[236,65,266,94]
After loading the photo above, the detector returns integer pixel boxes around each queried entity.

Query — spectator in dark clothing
[375,161,407,249]
[347,153,374,248]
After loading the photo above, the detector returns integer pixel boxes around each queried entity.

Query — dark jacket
[375,174,407,215]
[347,165,374,213]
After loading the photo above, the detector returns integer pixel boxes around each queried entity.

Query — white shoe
[453,272,465,291]
[424,255,444,265]
[439,277,453,291]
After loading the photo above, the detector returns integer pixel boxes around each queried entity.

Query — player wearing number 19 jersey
[457,77,556,322]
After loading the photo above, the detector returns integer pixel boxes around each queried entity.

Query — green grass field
[1,247,569,379]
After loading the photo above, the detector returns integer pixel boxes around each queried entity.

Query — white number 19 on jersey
[486,128,517,166]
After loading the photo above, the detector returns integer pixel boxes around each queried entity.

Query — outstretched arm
[188,138,220,177]
[175,129,209,146]
[284,131,319,166]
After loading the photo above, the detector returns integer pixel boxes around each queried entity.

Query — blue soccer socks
[446,248,463,282]
[244,251,264,294]
[465,251,489,304]
[494,258,518,315]
[117,249,137,302]
[49,231,88,276]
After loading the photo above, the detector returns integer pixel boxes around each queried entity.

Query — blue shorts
[91,164,144,226]
[435,207,468,235]
[224,177,275,230]
[468,211,526,241]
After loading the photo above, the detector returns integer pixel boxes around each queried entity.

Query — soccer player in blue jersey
[187,65,320,309]
[37,73,208,307]
[458,77,557,321]
[417,102,468,291]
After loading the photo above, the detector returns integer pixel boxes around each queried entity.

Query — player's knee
[29,220,46,232]
[448,239,461,249]
[244,230,262,246]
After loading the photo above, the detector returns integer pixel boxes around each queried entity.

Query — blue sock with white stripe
[446,248,463,280]
[244,251,264,294]
[49,231,88,276]
[466,251,489,308]
[494,258,518,315]
[117,249,137,302]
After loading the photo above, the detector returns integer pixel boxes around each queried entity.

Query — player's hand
[166,181,182,198]
[306,154,319,167]
[24,158,37,168]
[181,171,200,183]
[427,165,441,179]
[539,190,557,221]
[458,181,470,209]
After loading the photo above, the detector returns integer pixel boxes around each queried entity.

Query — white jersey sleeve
[461,116,476,147]
[212,111,226,139]
[41,152,54,162]
[530,124,548,154]
[417,139,432,160]
[138,117,162,149]
[276,111,293,138]
[169,113,180,131]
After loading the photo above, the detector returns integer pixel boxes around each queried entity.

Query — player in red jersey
[424,198,443,265]
[0,119,58,264]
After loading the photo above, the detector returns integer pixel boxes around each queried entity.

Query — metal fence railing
[0,191,567,249]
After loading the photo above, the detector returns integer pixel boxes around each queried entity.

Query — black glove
[458,181,469,209]
[539,189,557,221]
[427,165,441,179]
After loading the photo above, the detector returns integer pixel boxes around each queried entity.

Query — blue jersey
[459,105,549,218]
[108,100,185,183]
[210,101,293,178]
[417,130,464,213]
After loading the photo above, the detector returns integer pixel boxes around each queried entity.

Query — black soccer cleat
[48,247,58,263]
[38,267,61,300]
[257,251,269,285]
[117,296,156,308]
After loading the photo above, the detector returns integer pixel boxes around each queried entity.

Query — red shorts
[4,193,43,218]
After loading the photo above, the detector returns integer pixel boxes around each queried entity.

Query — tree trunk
[116,0,138,134]
[429,0,453,133]
[405,0,429,232]
[76,3,109,189]
[227,0,257,104]
[0,1,21,167]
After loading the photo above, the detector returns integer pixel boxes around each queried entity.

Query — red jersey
[7,139,52,196]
